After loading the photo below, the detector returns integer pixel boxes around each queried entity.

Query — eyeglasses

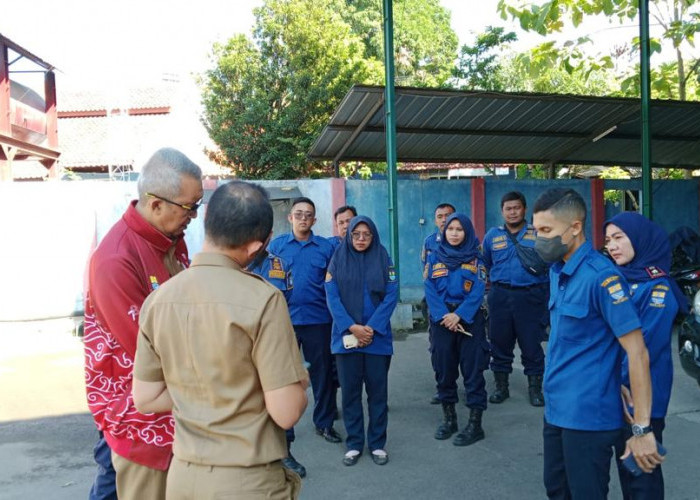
[292,211,315,220]
[350,231,373,241]
[146,192,202,213]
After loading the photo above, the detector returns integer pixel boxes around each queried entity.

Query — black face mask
[534,226,573,263]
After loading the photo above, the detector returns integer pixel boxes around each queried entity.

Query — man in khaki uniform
[133,181,309,500]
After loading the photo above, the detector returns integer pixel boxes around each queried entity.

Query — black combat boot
[453,408,485,446]
[281,443,307,478]
[434,402,458,440]
[528,375,545,407]
[489,372,510,404]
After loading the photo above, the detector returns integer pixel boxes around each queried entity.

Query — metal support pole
[383,0,400,294]
[640,0,653,218]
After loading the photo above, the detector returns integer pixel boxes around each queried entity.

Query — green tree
[454,26,518,91]
[200,0,378,179]
[201,0,460,178]
[342,0,459,87]
[497,0,700,100]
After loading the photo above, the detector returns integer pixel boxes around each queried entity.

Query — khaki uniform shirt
[134,252,306,467]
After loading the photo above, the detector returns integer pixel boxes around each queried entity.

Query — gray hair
[137,148,202,200]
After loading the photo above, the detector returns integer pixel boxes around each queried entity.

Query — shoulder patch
[432,262,446,270]
[493,241,508,250]
[325,272,332,283]
[463,279,473,292]
[492,235,507,243]
[268,269,285,280]
[388,266,397,282]
[650,287,667,308]
[461,262,477,272]
[478,265,487,282]
[600,275,620,287]
[431,268,448,279]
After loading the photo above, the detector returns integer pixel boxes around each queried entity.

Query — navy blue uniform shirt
[268,232,334,325]
[421,230,441,266]
[624,278,678,419]
[545,241,641,431]
[482,224,549,287]
[424,253,486,325]
[325,259,399,356]
[248,254,293,301]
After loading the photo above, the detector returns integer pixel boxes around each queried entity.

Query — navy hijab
[605,212,688,314]
[435,213,480,270]
[328,216,390,324]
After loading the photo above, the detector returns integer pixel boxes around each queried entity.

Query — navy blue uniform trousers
[286,323,337,442]
[614,418,666,500]
[543,420,621,500]
[431,310,488,409]
[488,283,547,375]
[336,352,390,452]
[89,431,117,500]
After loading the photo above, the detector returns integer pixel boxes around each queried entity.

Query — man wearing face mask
[532,189,662,500]
[133,181,309,499]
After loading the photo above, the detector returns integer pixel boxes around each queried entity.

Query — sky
[1,0,658,93]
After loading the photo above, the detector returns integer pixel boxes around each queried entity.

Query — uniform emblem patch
[431,268,448,279]
[461,262,477,272]
[601,275,620,287]
[650,289,667,307]
[493,242,507,250]
[268,270,285,279]
[478,265,487,282]
[325,272,332,282]
[432,262,446,270]
[149,275,159,290]
[388,267,397,282]
[271,258,283,271]
[646,266,666,279]
[492,235,507,243]
[463,280,473,292]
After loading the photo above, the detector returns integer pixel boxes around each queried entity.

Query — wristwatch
[631,423,653,437]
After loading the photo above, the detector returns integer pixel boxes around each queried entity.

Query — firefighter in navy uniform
[424,213,489,447]
[481,191,548,407]
[422,203,456,405]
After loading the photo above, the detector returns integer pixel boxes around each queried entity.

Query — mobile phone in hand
[622,442,666,477]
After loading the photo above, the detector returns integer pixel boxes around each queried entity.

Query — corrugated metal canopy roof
[308,85,700,168]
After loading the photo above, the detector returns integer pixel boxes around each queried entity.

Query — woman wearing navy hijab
[605,212,686,500]
[424,213,489,447]
[325,216,399,466]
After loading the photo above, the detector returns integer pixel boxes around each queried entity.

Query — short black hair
[205,181,273,248]
[334,205,357,219]
[501,191,526,209]
[435,203,456,213]
[533,188,587,227]
[291,197,316,212]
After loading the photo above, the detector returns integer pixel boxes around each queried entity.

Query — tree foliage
[454,26,518,91]
[497,0,700,99]
[200,0,459,178]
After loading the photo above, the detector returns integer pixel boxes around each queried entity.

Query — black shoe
[281,452,307,478]
[342,451,361,466]
[371,450,389,466]
[489,372,510,404]
[434,402,458,440]
[528,375,545,407]
[316,427,342,443]
[430,393,440,405]
[453,409,485,447]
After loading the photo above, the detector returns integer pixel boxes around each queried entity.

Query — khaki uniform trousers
[111,451,168,500]
[167,457,301,500]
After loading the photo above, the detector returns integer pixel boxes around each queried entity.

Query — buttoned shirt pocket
[556,303,590,344]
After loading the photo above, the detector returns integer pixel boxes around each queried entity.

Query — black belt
[493,282,547,290]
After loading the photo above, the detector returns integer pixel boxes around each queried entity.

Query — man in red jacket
[83,147,203,499]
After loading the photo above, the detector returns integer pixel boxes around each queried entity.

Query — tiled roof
[58,114,171,168]
[57,85,176,112]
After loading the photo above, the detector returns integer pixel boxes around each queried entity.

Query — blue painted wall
[348,177,699,304]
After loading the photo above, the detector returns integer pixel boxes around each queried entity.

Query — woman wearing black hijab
[325,216,399,466]
[424,213,489,447]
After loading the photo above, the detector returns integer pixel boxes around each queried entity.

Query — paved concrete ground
[0,319,698,499]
